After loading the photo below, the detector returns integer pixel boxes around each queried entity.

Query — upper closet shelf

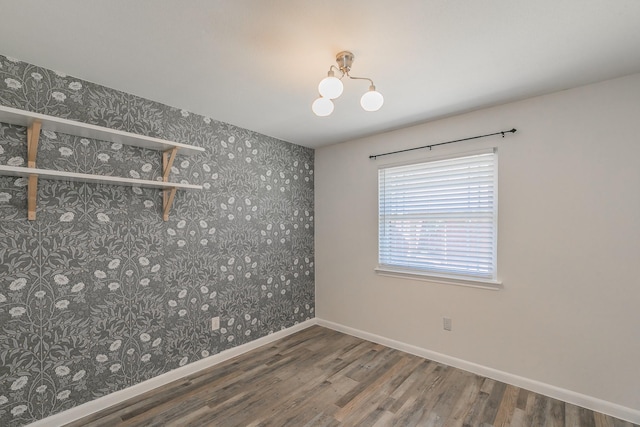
[0,105,205,155]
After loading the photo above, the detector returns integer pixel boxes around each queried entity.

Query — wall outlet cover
[443,317,452,331]
[211,317,220,331]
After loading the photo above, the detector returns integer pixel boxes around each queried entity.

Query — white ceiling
[1,1,640,148]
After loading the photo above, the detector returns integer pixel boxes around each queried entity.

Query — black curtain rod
[369,128,517,159]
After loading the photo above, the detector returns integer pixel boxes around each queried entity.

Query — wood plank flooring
[64,326,637,427]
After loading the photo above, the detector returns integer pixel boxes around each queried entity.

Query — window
[377,150,498,283]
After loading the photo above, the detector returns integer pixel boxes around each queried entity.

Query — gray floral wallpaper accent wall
[0,54,314,426]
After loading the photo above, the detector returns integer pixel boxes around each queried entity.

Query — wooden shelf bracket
[27,120,42,221]
[162,147,179,221]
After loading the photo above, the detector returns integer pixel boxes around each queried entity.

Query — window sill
[374,267,502,291]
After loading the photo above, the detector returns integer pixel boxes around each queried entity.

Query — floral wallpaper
[0,54,314,426]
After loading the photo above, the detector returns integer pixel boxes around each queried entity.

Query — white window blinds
[378,150,497,280]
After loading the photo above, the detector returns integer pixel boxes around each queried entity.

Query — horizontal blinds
[378,152,497,279]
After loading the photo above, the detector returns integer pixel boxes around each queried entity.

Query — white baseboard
[27,319,318,427]
[316,318,640,425]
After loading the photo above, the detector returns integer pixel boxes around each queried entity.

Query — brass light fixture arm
[330,51,376,86]
[326,65,345,78]
[348,75,376,90]
[324,65,345,80]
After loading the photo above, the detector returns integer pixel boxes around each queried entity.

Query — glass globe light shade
[360,88,384,112]
[312,97,334,117]
[318,76,343,99]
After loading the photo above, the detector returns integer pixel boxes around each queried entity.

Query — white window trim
[376,147,501,289]
[374,266,502,290]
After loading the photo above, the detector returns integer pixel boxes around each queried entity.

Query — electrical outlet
[211,317,220,331]
[443,317,452,331]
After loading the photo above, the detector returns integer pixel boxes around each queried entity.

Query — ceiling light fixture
[312,51,383,116]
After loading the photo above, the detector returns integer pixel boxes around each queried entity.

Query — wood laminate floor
[65,326,637,427]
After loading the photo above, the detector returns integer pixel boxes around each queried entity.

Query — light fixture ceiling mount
[312,51,383,117]
[335,51,355,74]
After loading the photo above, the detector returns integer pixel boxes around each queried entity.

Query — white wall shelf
[0,165,202,190]
[0,106,205,221]
[0,105,205,155]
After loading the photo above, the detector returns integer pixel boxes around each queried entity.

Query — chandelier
[312,51,384,116]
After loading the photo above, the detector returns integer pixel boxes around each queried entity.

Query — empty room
[0,1,639,426]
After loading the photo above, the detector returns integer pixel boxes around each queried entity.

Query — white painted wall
[315,73,640,411]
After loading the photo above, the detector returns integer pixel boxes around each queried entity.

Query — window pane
[378,151,497,280]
